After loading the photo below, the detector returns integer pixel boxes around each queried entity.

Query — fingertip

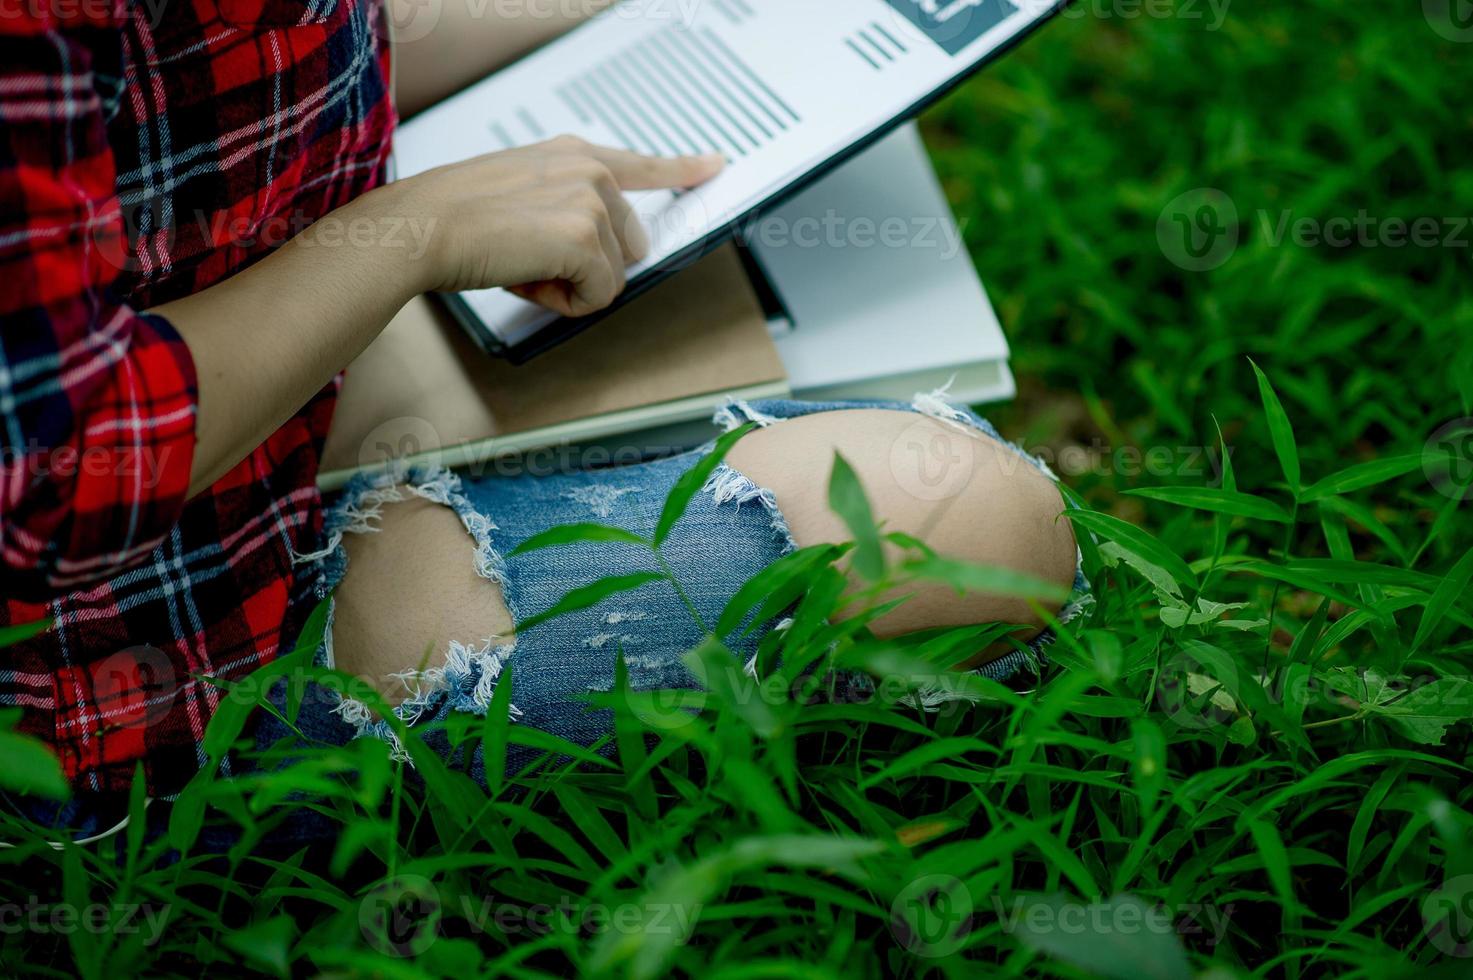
[691,152,727,182]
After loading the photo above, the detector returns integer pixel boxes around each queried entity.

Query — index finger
[590,146,726,190]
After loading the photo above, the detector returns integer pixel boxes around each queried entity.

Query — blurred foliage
[4,2,1472,978]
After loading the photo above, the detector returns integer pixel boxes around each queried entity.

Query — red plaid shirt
[0,0,395,794]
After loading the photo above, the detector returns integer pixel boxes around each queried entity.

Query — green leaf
[1249,359,1301,494]
[827,451,884,580]
[1130,718,1166,817]
[1315,495,1410,565]
[859,736,1000,789]
[1228,559,1367,610]
[905,555,1072,604]
[0,617,51,648]
[509,522,649,555]
[1412,547,1473,652]
[589,834,885,979]
[655,422,755,546]
[1283,558,1448,596]
[1126,486,1291,523]
[1247,818,1299,914]
[1011,893,1192,980]
[1158,597,1250,629]
[612,652,656,823]
[1226,715,1257,746]
[1299,454,1425,502]
[1347,766,1400,876]
[716,543,846,638]
[480,663,515,798]
[1367,676,1473,746]
[685,636,780,738]
[517,571,667,632]
[1065,510,1197,591]
[62,843,97,978]
[0,728,69,799]
[222,916,295,977]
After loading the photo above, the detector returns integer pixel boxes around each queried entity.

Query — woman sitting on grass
[0,1,1080,835]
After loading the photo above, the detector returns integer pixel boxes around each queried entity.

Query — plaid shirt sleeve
[0,13,199,602]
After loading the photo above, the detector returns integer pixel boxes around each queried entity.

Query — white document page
[393,0,1061,347]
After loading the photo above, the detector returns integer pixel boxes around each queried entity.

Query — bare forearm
[152,134,721,499]
[152,185,433,497]
[391,0,616,118]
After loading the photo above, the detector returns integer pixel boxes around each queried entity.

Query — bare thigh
[330,410,1077,701]
[331,497,515,705]
[724,409,1078,640]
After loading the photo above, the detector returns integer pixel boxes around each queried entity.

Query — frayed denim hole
[293,462,521,764]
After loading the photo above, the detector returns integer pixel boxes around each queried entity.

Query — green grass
[4,1,1472,976]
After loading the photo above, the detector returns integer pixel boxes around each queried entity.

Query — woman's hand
[155,135,720,496]
[388,136,725,317]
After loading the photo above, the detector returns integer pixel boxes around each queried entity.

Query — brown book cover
[319,245,788,487]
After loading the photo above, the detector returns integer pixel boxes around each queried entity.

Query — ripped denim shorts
[258,396,1093,786]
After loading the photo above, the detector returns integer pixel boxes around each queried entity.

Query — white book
[750,123,1015,406]
[391,0,1063,360]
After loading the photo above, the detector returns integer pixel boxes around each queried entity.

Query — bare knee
[724,410,1077,655]
[330,493,515,705]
